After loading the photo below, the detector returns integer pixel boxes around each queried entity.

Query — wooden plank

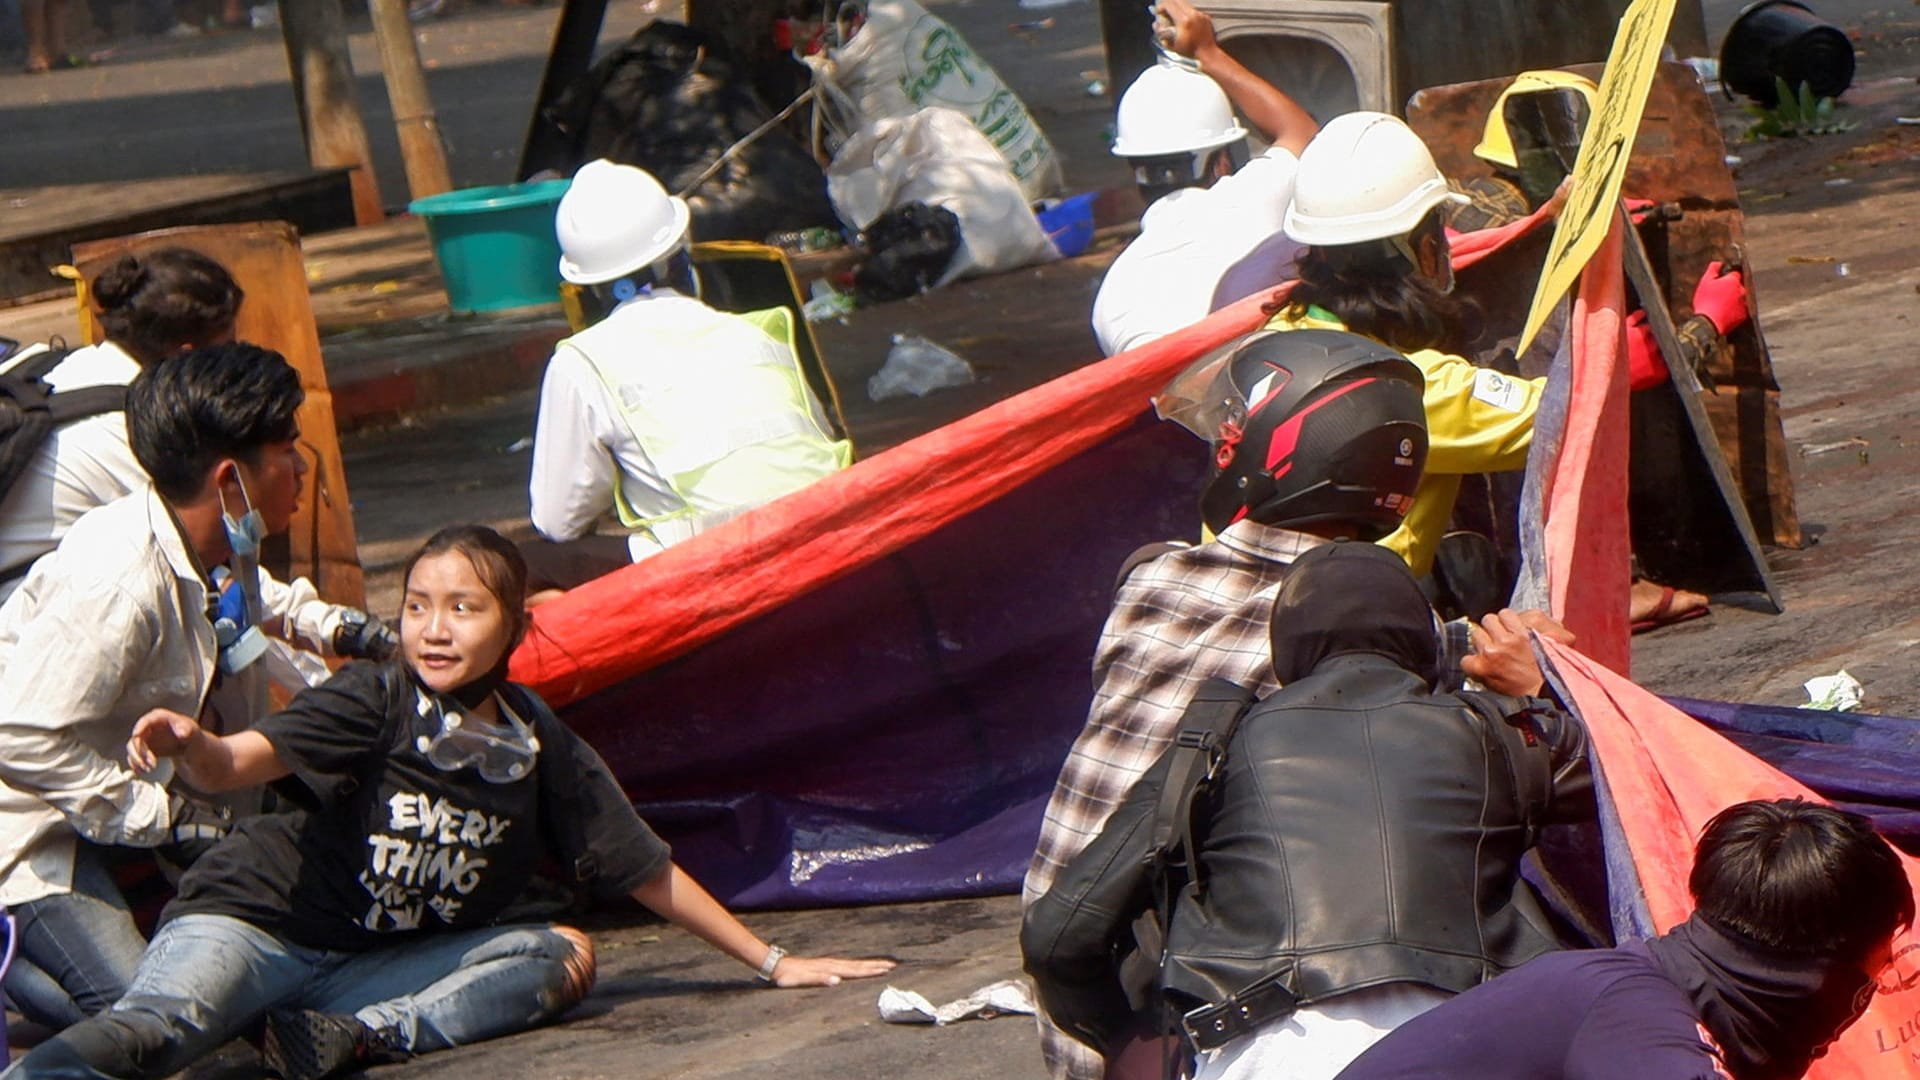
[0,171,356,305]
[1618,204,1782,611]
[1407,62,1800,549]
[69,223,368,609]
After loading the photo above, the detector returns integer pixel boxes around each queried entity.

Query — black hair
[401,525,531,650]
[91,249,244,366]
[1266,207,1483,355]
[1692,798,1914,962]
[127,342,305,503]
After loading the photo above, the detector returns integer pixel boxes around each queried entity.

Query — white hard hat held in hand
[1111,59,1248,159]
[554,159,693,286]
[1283,112,1467,247]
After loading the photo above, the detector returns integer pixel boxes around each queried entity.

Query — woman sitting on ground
[3,524,892,1080]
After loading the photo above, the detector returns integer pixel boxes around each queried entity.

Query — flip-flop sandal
[1632,584,1711,635]
[50,54,86,69]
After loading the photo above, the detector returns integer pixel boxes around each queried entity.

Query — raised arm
[629,863,895,988]
[127,708,291,793]
[1160,0,1319,156]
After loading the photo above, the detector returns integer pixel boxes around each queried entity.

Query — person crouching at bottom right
[1335,798,1915,1080]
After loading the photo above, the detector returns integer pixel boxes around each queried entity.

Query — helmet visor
[1153,333,1273,442]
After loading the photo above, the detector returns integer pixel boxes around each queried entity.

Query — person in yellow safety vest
[1265,111,1722,628]
[523,159,851,603]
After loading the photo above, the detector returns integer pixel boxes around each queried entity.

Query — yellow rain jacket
[1265,306,1542,577]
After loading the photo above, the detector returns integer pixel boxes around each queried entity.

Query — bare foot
[1630,579,1708,626]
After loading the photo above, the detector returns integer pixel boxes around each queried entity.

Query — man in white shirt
[1090,0,1321,357]
[524,160,850,598]
[0,343,366,1031]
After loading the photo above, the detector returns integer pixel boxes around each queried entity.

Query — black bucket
[1719,0,1855,106]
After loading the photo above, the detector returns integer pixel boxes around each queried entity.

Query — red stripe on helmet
[1265,377,1375,471]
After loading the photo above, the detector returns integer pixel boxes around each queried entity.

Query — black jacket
[1021,653,1595,1055]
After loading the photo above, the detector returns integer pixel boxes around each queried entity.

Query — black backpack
[1021,679,1260,1059]
[0,342,132,581]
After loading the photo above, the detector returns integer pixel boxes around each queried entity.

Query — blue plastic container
[1037,192,1099,258]
[409,179,572,313]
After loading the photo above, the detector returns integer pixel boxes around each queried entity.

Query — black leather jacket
[1023,653,1595,1055]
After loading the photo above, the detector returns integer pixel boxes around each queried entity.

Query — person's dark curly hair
[91,249,244,366]
[1264,208,1482,356]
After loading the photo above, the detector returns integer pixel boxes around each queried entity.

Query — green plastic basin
[409,179,572,313]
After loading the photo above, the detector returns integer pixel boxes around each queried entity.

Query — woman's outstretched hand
[771,954,897,989]
[127,708,206,773]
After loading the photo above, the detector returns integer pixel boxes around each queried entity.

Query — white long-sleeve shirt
[1091,147,1302,357]
[0,488,349,906]
[0,341,148,603]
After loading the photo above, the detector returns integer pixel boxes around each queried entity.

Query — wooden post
[365,0,455,200]
[278,0,386,225]
[71,224,370,609]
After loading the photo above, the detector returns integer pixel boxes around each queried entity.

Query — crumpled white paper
[877,979,1036,1025]
[1804,670,1864,712]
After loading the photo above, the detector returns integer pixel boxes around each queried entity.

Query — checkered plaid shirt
[1023,521,1470,1080]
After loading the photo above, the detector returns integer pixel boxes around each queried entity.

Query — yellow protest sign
[1516,0,1680,353]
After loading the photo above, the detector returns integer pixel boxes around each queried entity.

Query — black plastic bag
[531,22,838,243]
[854,203,962,303]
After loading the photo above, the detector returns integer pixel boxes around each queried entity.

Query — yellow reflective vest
[1264,307,1543,577]
[562,299,851,544]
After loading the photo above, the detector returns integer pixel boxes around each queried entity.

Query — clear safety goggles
[1128,152,1211,191]
[413,689,540,784]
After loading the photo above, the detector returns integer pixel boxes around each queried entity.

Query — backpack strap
[46,384,129,426]
[1146,679,1260,897]
[1114,541,1191,596]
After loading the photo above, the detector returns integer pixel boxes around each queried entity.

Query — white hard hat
[1283,112,1468,246]
[1111,59,1248,158]
[555,159,692,286]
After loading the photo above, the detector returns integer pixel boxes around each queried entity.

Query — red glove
[1624,309,1668,392]
[1691,261,1750,336]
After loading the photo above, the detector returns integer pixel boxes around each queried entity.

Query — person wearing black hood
[1024,540,1597,1080]
[1335,797,1914,1080]
[4,524,893,1080]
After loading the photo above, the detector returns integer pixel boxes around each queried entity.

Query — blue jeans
[3,915,584,1079]
[1,846,148,1030]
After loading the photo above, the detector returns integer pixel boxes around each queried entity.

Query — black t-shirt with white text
[163,661,671,952]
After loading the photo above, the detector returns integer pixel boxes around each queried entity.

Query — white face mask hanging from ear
[218,469,267,558]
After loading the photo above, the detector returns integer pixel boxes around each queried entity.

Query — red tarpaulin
[511,208,1557,706]
[1532,216,1920,1077]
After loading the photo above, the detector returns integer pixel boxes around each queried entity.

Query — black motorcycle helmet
[1197,329,1428,539]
